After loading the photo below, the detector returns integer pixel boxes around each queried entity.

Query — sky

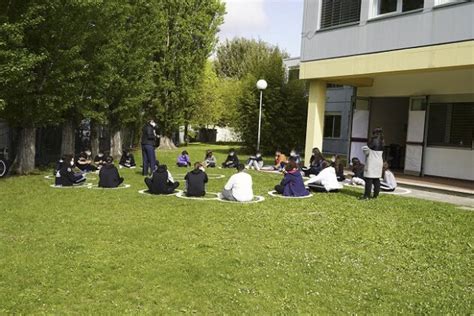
[218,0,305,58]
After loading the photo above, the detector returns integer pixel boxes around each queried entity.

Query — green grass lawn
[0,143,472,314]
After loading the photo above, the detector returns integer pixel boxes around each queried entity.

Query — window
[435,0,465,6]
[320,0,361,29]
[372,0,424,17]
[427,103,474,148]
[324,112,342,138]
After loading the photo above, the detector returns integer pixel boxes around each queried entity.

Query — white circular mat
[267,190,314,199]
[175,191,220,200]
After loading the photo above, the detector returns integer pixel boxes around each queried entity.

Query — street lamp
[256,79,267,151]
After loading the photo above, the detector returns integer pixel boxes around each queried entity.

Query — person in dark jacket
[76,150,96,172]
[119,149,136,168]
[302,147,324,177]
[99,156,124,188]
[185,162,209,197]
[144,164,179,195]
[141,119,158,176]
[54,157,65,186]
[222,148,239,168]
[274,160,310,197]
[58,155,86,186]
[94,152,106,169]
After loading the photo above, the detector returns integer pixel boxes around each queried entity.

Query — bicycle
[0,157,7,178]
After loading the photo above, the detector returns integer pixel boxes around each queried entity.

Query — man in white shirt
[221,164,254,202]
[304,161,343,192]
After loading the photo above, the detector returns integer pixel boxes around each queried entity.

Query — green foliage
[0,144,472,314]
[0,0,225,137]
[148,0,225,136]
[0,1,97,127]
[190,61,224,127]
[214,38,307,153]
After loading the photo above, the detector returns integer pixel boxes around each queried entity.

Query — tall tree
[0,1,101,173]
[214,38,308,153]
[148,0,225,149]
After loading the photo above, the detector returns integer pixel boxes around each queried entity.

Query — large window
[320,0,361,29]
[372,0,424,17]
[427,103,474,148]
[324,112,342,138]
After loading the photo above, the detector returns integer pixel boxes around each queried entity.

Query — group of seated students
[350,157,397,192]
[174,149,220,168]
[55,144,397,198]
[54,149,135,188]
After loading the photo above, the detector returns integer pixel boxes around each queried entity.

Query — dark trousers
[364,177,381,198]
[145,178,179,195]
[275,184,284,194]
[142,144,156,176]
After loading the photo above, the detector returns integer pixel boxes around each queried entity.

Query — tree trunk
[60,120,75,156]
[184,123,189,145]
[90,123,100,157]
[158,135,177,150]
[11,127,36,175]
[110,129,122,160]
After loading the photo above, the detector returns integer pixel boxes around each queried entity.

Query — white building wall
[424,147,474,181]
[216,127,241,142]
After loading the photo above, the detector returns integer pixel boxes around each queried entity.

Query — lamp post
[256,79,267,151]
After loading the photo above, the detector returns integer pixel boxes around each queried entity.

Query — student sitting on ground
[305,160,343,192]
[98,156,124,188]
[331,155,346,182]
[221,164,253,202]
[274,160,310,197]
[145,164,179,195]
[274,150,288,171]
[185,162,209,197]
[350,157,365,186]
[302,147,324,177]
[54,156,65,186]
[76,150,96,172]
[380,161,397,192]
[177,150,191,167]
[58,154,87,186]
[246,150,264,170]
[119,149,136,168]
[94,152,106,169]
[288,149,302,167]
[204,150,217,168]
[222,148,239,168]
[360,128,384,200]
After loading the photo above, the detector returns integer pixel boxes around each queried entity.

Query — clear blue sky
[219,0,305,58]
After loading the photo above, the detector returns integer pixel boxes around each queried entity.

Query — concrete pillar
[304,80,326,166]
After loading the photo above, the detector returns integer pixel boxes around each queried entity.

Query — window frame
[426,102,474,150]
[369,0,424,19]
[318,0,362,31]
[324,112,343,139]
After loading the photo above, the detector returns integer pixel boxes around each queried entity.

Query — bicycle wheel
[0,159,7,178]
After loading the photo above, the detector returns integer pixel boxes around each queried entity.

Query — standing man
[141,118,157,176]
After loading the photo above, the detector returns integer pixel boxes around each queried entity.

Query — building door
[404,96,428,176]
[349,97,370,164]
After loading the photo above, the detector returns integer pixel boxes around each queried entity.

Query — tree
[0,1,102,173]
[214,38,308,153]
[190,61,224,128]
[148,0,225,149]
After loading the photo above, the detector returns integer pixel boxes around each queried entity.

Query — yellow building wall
[358,68,474,97]
[300,41,474,81]
[304,81,326,164]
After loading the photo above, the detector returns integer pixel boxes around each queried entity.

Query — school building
[284,57,354,156]
[299,0,474,181]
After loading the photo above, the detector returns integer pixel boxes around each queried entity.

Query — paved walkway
[400,186,474,208]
